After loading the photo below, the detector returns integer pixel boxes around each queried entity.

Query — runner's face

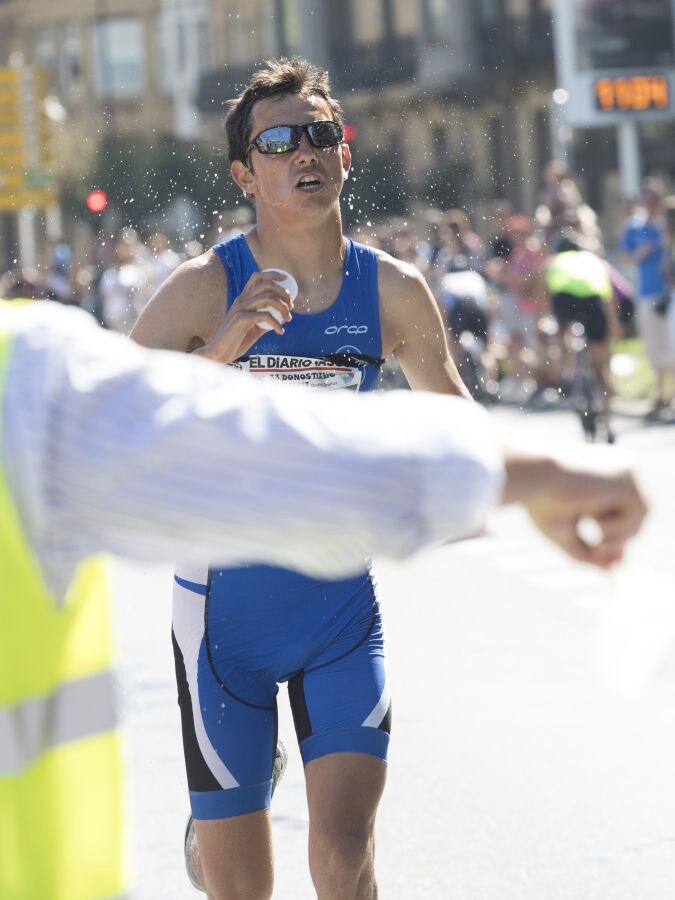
[233,94,350,213]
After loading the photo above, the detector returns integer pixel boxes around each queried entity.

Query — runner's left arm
[378,256,472,399]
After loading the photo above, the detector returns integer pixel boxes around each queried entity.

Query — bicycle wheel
[577,355,615,443]
[572,356,599,441]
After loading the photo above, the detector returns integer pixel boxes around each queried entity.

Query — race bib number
[231,354,363,390]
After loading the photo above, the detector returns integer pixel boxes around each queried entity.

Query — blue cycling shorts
[172,562,391,821]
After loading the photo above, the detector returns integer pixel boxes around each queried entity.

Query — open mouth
[296,174,323,192]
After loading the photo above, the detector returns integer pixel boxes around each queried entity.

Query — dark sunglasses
[246,121,344,158]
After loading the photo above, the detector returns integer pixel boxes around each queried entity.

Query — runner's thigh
[288,597,391,768]
[172,574,279,821]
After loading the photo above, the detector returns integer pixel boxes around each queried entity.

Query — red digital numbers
[593,76,670,112]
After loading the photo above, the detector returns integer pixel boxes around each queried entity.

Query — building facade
[0,0,173,136]
[0,0,557,219]
[198,0,557,216]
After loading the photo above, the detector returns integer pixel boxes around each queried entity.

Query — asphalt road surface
[114,404,675,899]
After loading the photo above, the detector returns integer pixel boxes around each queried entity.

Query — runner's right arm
[131,253,293,361]
[131,253,223,351]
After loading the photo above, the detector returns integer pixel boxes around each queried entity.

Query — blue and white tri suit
[172,234,391,820]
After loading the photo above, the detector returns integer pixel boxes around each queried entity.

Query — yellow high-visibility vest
[546,250,613,302]
[0,302,125,899]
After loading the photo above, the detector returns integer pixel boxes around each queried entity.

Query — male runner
[131,57,470,898]
[2,298,647,898]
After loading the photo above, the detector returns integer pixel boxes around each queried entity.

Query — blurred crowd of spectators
[2,161,674,416]
[1,228,189,330]
[349,162,675,414]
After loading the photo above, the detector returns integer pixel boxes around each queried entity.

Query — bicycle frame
[568,321,614,443]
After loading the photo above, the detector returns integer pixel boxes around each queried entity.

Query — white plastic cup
[258,269,298,330]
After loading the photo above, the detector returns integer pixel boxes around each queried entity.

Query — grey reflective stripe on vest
[0,670,117,775]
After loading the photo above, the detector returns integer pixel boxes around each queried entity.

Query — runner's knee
[201,863,273,900]
[308,824,376,898]
[310,821,374,867]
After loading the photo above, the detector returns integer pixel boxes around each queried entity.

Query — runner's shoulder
[160,248,228,301]
[373,247,426,298]
[372,249,437,353]
[132,249,227,349]
[151,249,227,320]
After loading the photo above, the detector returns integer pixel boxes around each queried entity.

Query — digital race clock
[593,75,670,113]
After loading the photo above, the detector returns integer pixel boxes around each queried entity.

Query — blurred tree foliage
[60,134,476,235]
[343,148,475,227]
[342,147,408,227]
[418,159,474,211]
[60,135,240,233]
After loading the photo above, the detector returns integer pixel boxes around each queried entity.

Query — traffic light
[86,188,108,213]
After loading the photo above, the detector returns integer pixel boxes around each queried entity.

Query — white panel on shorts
[362,679,391,728]
[172,580,239,789]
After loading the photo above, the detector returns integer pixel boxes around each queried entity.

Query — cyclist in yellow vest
[0,299,646,898]
[546,234,619,427]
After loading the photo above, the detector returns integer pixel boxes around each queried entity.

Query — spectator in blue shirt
[621,178,674,416]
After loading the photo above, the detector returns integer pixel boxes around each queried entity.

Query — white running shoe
[183,816,203,893]
[271,739,288,794]
[184,739,288,892]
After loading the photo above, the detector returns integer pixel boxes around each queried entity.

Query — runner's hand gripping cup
[258,269,298,331]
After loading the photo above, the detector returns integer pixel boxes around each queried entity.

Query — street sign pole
[46,202,62,242]
[17,206,37,269]
[617,121,641,199]
[549,90,573,165]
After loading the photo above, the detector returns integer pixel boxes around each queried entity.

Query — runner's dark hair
[224,57,344,166]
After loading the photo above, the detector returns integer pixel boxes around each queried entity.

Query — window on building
[424,0,453,40]
[276,0,301,56]
[259,0,278,56]
[224,10,261,64]
[153,13,168,94]
[393,0,421,37]
[225,14,246,64]
[162,10,212,82]
[506,0,530,19]
[33,25,58,83]
[197,20,212,71]
[91,17,144,99]
[351,0,386,44]
[476,0,501,26]
[533,107,550,176]
[326,0,353,45]
[59,23,83,101]
[480,0,550,22]
[176,21,187,70]
[432,123,449,168]
[488,116,507,196]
